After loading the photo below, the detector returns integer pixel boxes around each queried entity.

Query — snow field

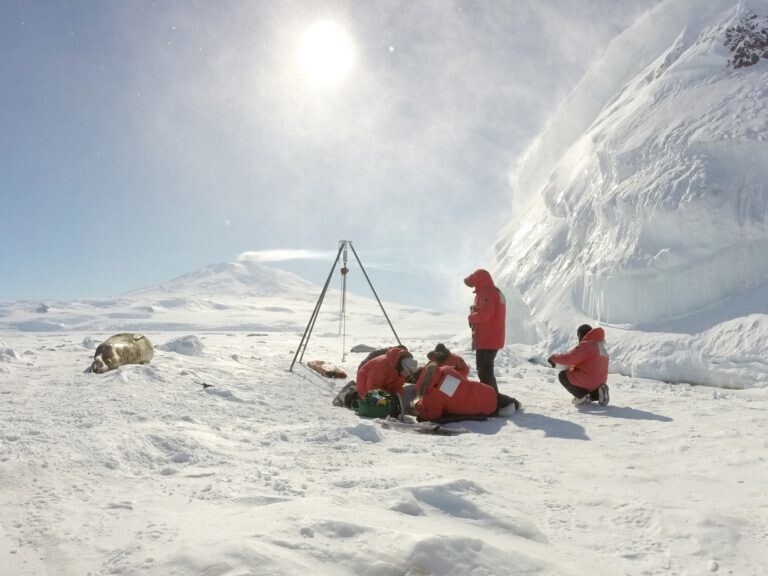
[1,330,766,575]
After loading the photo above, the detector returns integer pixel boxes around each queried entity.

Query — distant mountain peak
[126,255,315,298]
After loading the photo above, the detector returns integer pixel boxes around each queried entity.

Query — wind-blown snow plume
[237,249,338,263]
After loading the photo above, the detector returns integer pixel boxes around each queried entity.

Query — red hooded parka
[550,327,609,392]
[427,350,470,378]
[439,352,470,378]
[465,269,506,350]
[355,347,411,397]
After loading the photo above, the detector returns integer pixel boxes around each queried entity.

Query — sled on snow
[377,416,470,436]
[307,360,348,379]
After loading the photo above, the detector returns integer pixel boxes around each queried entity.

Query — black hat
[433,343,450,362]
[577,324,592,341]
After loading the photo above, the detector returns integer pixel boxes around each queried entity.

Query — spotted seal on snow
[89,333,154,374]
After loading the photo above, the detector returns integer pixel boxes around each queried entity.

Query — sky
[0,272,766,575]
[0,0,659,308]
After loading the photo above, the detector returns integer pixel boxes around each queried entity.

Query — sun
[297,20,355,87]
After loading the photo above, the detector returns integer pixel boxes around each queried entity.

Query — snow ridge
[496,0,768,388]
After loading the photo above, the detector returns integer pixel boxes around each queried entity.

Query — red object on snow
[307,360,348,379]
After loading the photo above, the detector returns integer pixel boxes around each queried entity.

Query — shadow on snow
[475,404,673,440]
[579,404,673,422]
[511,412,590,440]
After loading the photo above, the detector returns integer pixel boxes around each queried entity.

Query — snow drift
[496,0,768,388]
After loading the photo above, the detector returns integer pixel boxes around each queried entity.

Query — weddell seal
[89,333,154,374]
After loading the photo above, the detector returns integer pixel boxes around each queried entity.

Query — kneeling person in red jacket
[548,324,610,406]
[405,361,520,422]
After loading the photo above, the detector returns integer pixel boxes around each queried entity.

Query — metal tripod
[288,240,402,371]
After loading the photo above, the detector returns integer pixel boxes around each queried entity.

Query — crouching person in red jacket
[426,343,470,378]
[333,346,417,410]
[356,347,418,398]
[548,324,610,406]
[403,361,520,422]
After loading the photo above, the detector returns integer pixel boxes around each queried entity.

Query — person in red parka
[426,343,470,378]
[548,324,610,406]
[355,347,418,398]
[464,269,506,392]
[404,361,520,422]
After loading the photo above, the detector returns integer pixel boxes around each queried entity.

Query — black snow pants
[475,349,499,391]
[558,370,599,401]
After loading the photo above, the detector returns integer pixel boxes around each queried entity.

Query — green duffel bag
[356,389,399,419]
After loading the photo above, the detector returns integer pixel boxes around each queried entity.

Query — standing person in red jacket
[548,324,610,406]
[355,347,418,398]
[464,269,506,392]
[403,361,520,422]
[426,343,470,378]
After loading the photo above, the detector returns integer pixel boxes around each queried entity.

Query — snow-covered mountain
[126,253,317,299]
[0,256,309,332]
[0,253,463,340]
[495,0,768,388]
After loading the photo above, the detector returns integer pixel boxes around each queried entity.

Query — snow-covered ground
[1,262,766,575]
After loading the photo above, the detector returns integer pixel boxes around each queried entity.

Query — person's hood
[386,347,412,368]
[581,327,605,343]
[464,269,494,292]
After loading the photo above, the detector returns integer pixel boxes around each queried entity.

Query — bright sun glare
[297,20,355,87]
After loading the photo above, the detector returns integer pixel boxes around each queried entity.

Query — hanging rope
[339,243,349,362]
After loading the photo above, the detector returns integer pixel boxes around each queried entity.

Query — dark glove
[547,356,556,368]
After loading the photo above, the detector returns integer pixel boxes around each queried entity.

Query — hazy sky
[0,0,658,308]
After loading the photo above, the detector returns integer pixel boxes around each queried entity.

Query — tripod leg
[348,242,402,346]
[289,242,345,371]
